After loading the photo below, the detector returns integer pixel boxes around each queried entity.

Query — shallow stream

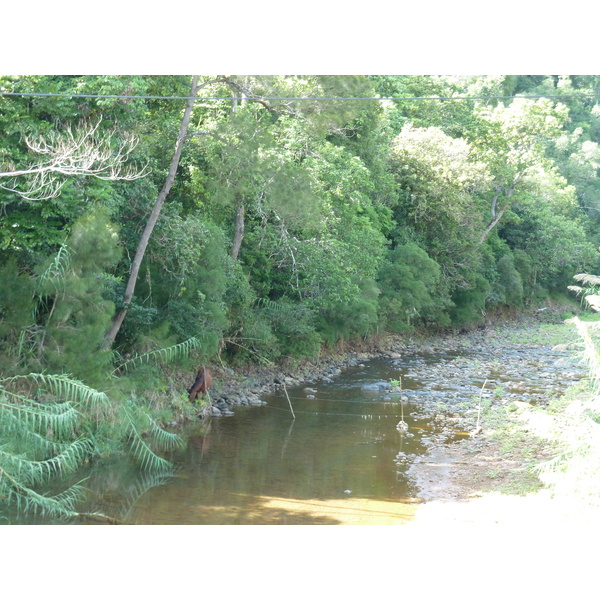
[75,355,474,525]
[8,328,585,525]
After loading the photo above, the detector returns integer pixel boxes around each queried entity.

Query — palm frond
[128,426,173,472]
[0,438,94,486]
[147,417,185,451]
[255,297,288,313]
[119,471,174,522]
[2,372,110,410]
[0,463,88,518]
[0,392,80,439]
[124,402,175,472]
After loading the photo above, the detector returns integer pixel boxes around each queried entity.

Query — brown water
[5,356,470,525]
[65,357,463,525]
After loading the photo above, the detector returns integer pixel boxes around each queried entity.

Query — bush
[448,274,491,327]
[377,243,443,330]
[489,253,524,308]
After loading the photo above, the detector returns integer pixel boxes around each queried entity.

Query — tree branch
[220,76,298,115]
[0,117,148,200]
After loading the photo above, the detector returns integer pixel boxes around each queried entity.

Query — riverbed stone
[361,381,391,391]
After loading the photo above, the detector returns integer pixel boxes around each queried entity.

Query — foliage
[489,253,524,308]
[388,124,489,292]
[0,372,103,518]
[448,274,491,327]
[31,208,121,385]
[3,74,600,517]
[377,243,444,331]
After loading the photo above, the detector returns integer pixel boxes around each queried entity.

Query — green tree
[32,208,121,385]
[377,243,444,331]
[388,124,490,291]
[103,75,207,349]
[470,98,570,244]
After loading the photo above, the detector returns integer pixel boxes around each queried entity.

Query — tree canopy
[1,74,599,516]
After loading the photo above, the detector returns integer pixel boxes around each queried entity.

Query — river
[75,357,456,525]
[6,323,585,525]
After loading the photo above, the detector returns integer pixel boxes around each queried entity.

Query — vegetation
[1,74,600,518]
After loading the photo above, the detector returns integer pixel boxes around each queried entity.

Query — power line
[0,91,599,102]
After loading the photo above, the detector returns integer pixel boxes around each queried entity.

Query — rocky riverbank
[204,314,584,421]
[203,348,394,417]
[200,312,590,508]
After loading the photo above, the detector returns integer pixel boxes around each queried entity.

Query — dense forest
[2,74,600,517]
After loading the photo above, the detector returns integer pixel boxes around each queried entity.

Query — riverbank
[191,305,600,525]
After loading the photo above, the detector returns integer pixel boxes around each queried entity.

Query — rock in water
[361,381,391,391]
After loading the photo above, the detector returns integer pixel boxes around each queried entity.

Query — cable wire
[0,91,598,102]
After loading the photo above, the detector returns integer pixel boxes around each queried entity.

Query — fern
[0,372,104,519]
[147,416,185,451]
[20,373,110,408]
[0,393,80,439]
[123,400,182,472]
[127,426,173,472]
[0,438,93,486]
[1,463,88,518]
[114,336,203,374]
[119,471,175,522]
[255,297,288,313]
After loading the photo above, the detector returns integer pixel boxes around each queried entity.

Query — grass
[445,313,600,506]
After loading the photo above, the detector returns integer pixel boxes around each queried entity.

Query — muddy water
[78,357,466,525]
[9,327,582,525]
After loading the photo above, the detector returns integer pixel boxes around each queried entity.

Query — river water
[7,325,583,525]
[69,355,471,525]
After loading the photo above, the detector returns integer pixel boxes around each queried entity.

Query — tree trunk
[102,75,200,350]
[231,199,245,261]
[479,203,509,245]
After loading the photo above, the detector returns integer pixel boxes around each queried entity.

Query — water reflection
[120,358,447,525]
[4,358,457,525]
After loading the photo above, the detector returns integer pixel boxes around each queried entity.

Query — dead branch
[0,117,148,200]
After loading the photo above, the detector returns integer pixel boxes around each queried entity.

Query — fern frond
[147,417,184,451]
[0,438,93,486]
[0,392,80,439]
[114,336,203,374]
[124,402,174,472]
[0,464,88,518]
[119,471,174,521]
[0,412,92,465]
[128,427,173,472]
[573,273,600,287]
[2,372,110,410]
[255,297,288,313]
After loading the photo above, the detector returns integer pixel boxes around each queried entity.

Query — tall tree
[103,76,201,349]
[388,124,490,289]
[470,98,570,244]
